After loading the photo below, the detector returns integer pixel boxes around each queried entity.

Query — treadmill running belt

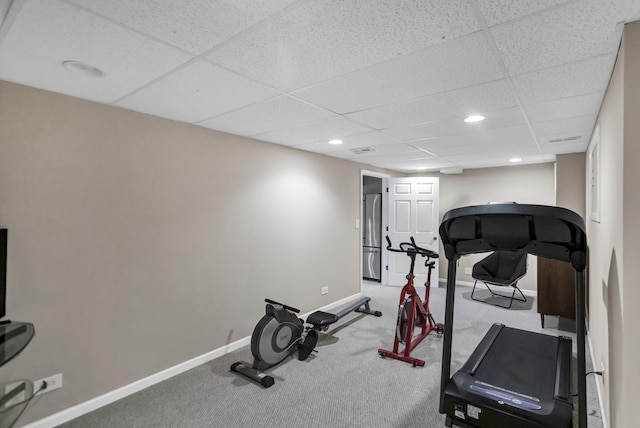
[444,325,573,428]
[473,328,557,401]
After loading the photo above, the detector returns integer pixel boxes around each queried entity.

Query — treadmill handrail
[439,203,587,271]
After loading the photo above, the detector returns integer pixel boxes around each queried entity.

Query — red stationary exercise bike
[378,236,443,367]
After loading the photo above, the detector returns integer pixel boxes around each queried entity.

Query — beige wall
[0,81,385,424]
[430,164,556,291]
[555,153,586,218]
[622,21,640,428]
[586,20,640,428]
[587,38,622,428]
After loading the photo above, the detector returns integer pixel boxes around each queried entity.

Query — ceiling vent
[351,147,375,155]
[548,135,581,144]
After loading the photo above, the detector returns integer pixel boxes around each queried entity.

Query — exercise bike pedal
[298,329,318,361]
[436,323,445,335]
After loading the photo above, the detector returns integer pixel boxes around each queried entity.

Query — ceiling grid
[0,0,638,173]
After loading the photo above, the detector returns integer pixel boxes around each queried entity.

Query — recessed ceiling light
[328,139,343,145]
[62,60,105,78]
[464,115,485,123]
[509,157,522,163]
[416,167,427,171]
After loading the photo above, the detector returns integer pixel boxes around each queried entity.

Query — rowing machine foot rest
[306,311,339,328]
[298,329,318,361]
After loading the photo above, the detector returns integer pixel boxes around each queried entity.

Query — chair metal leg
[471,281,526,309]
[470,280,482,303]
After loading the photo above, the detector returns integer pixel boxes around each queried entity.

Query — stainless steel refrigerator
[363,193,382,281]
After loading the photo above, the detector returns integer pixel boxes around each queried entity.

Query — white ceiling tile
[207,0,479,92]
[0,0,191,103]
[293,132,401,154]
[327,142,421,160]
[68,0,298,55]
[477,0,572,27]
[198,96,334,137]
[611,0,640,23]
[524,92,603,123]
[446,146,544,163]
[465,141,540,158]
[116,60,280,123]
[334,132,403,148]
[254,116,373,147]
[370,157,453,174]
[512,55,615,105]
[346,79,517,130]
[414,143,484,157]
[384,107,527,141]
[410,125,537,154]
[347,148,430,166]
[532,115,595,138]
[417,139,537,158]
[293,32,503,114]
[453,155,548,170]
[491,1,623,76]
[365,144,428,157]
[439,145,507,158]
[538,138,590,155]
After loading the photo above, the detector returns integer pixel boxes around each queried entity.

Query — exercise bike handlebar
[386,236,439,259]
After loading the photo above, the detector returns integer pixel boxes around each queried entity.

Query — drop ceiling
[1,0,638,173]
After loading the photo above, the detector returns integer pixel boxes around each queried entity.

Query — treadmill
[438,203,587,428]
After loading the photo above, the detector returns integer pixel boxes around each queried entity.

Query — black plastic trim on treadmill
[459,323,503,375]
[554,336,573,403]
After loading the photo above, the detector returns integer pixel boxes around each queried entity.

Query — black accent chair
[471,250,528,309]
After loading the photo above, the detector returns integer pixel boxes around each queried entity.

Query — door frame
[361,169,390,288]
[387,176,440,287]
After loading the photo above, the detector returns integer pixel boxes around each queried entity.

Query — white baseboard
[22,294,361,428]
[21,336,250,428]
[587,327,608,428]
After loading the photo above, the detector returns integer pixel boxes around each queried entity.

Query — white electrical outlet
[34,374,63,395]
[321,286,329,295]
[464,267,472,275]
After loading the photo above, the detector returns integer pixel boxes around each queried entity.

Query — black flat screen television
[0,229,6,319]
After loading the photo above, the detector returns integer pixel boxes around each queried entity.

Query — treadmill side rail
[459,323,504,375]
[554,336,573,403]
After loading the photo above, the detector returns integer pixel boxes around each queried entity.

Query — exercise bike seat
[306,311,339,328]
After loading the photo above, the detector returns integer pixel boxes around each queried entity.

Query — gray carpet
[58,283,604,428]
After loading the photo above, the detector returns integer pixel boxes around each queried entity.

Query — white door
[387,177,440,287]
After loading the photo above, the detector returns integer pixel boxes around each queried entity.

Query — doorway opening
[361,170,389,286]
